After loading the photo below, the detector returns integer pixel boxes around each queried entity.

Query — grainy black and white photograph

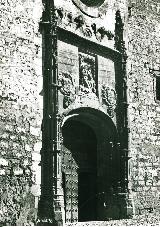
[0,0,160,226]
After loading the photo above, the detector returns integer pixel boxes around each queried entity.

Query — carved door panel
[65,171,78,223]
[62,148,78,223]
[62,120,97,222]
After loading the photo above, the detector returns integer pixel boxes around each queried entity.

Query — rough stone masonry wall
[128,0,160,215]
[0,0,42,225]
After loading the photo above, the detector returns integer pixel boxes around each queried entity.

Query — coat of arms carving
[79,53,96,95]
[101,84,117,117]
[59,72,75,108]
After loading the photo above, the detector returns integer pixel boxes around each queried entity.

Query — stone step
[65,214,160,226]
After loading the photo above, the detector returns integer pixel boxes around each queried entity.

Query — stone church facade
[0,0,160,225]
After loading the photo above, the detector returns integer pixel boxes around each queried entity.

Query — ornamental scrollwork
[59,72,75,108]
[101,84,117,117]
[55,8,114,41]
[79,53,96,94]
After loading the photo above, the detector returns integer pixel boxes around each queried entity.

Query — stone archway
[62,120,97,222]
[61,107,120,223]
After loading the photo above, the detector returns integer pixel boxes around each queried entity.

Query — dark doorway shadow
[62,119,97,222]
[78,172,97,221]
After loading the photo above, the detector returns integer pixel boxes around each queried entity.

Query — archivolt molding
[59,106,118,141]
[58,101,110,130]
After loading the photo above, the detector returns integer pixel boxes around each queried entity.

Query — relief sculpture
[79,53,96,95]
[101,84,117,117]
[59,72,75,108]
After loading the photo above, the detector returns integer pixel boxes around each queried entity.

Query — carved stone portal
[101,84,117,117]
[79,52,96,95]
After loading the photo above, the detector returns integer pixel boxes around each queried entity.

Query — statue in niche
[101,84,117,117]
[79,53,96,94]
[59,72,75,108]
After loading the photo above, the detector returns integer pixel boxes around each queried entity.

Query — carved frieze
[59,72,76,108]
[101,84,117,117]
[79,53,96,95]
[91,23,114,42]
[55,8,114,42]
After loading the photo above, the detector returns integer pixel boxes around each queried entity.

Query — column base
[54,198,64,226]
[36,219,57,226]
[117,192,134,219]
[37,196,59,226]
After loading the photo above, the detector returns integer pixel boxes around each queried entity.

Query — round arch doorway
[62,120,97,222]
[61,108,119,223]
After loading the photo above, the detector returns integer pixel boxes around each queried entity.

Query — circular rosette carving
[59,72,76,108]
[101,84,117,117]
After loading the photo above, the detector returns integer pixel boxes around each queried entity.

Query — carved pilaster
[37,0,63,225]
[115,10,124,53]
[114,10,133,218]
[115,9,128,188]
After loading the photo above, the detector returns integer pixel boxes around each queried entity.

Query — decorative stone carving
[101,84,117,117]
[74,15,85,29]
[72,0,106,18]
[115,10,127,58]
[55,8,114,41]
[79,53,96,95]
[59,72,75,108]
[91,23,114,41]
[78,0,105,7]
[82,25,92,38]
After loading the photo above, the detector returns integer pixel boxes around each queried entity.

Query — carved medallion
[101,84,117,117]
[80,0,105,7]
[72,0,105,18]
[59,72,75,108]
[79,53,96,95]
